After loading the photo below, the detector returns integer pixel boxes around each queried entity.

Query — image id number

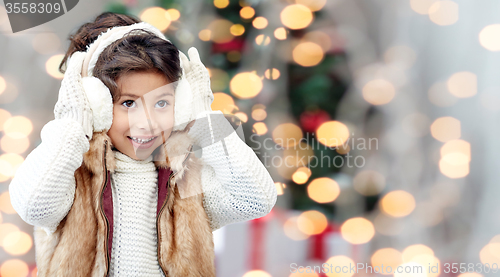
[5,3,62,14]
[444,263,499,274]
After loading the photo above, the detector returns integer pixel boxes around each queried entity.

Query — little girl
[9,12,277,277]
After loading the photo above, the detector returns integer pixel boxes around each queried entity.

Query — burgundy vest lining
[102,167,173,259]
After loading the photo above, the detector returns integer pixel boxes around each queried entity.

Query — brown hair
[59,12,181,102]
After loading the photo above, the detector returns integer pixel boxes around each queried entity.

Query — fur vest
[33,129,216,276]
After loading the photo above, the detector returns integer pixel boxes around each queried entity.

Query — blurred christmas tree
[104,0,371,221]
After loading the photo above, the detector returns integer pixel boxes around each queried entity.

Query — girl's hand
[179,47,214,118]
[54,52,94,140]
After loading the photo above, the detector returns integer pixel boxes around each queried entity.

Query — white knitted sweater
[9,111,277,236]
[109,150,163,277]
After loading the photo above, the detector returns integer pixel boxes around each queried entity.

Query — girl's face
[108,70,175,161]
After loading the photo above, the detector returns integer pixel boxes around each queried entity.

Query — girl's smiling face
[108,70,175,160]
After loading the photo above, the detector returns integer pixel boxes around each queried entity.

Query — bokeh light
[292,42,324,67]
[0,223,19,244]
[292,167,311,184]
[252,17,268,29]
[479,24,500,51]
[302,31,332,52]
[0,259,29,277]
[208,19,234,43]
[324,256,355,277]
[307,177,340,203]
[362,79,396,105]
[1,136,29,154]
[255,34,271,46]
[428,0,459,26]
[211,92,235,113]
[297,210,328,235]
[0,191,16,214]
[402,244,435,263]
[0,153,25,177]
[283,141,314,167]
[371,248,402,275]
[281,4,314,30]
[430,116,461,142]
[284,216,310,240]
[340,217,375,244]
[252,108,267,121]
[240,6,255,19]
[0,108,12,131]
[447,71,477,98]
[272,123,303,148]
[234,111,248,123]
[274,27,287,40]
[199,29,211,41]
[46,54,65,79]
[296,0,327,12]
[316,121,349,148]
[230,72,263,99]
[439,157,469,178]
[3,116,33,139]
[275,182,286,195]
[410,0,438,15]
[166,9,180,21]
[230,24,245,36]
[253,122,268,135]
[242,270,272,277]
[264,68,280,80]
[440,139,470,165]
[380,190,416,217]
[214,0,229,9]
[139,7,171,32]
[0,76,5,95]
[3,231,32,256]
[411,254,441,277]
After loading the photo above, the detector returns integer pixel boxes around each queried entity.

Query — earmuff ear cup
[81,76,114,132]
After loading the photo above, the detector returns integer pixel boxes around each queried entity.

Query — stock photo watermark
[250,133,378,170]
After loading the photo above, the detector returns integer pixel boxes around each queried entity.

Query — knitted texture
[188,110,277,231]
[109,150,164,277]
[179,48,214,118]
[9,112,277,235]
[53,51,93,140]
[9,119,90,234]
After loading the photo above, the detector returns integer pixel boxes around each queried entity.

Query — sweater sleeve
[9,118,90,234]
[192,110,277,231]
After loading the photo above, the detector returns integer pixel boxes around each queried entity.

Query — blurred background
[1,0,500,276]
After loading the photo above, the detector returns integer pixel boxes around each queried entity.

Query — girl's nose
[131,100,160,132]
[135,111,160,131]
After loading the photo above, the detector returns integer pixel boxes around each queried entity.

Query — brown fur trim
[158,131,216,276]
[83,131,116,175]
[35,128,215,277]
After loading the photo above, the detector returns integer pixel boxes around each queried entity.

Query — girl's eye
[122,100,136,108]
[156,100,169,108]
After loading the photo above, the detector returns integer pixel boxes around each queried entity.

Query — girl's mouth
[127,136,158,149]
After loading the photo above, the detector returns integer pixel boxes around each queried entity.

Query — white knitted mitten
[54,51,94,140]
[179,47,214,117]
